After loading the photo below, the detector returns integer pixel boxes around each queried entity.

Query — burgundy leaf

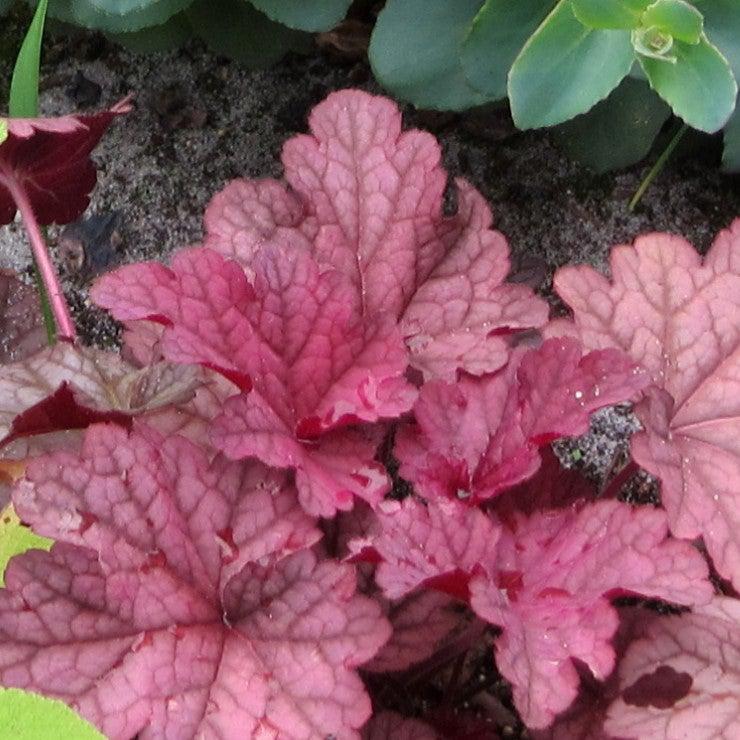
[0,269,46,362]
[1,424,390,738]
[554,223,740,589]
[468,501,713,729]
[93,245,415,517]
[362,711,439,739]
[605,598,740,739]
[0,98,131,225]
[395,338,647,503]
[203,89,548,379]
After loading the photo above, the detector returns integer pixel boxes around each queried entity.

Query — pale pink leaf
[554,223,740,589]
[468,500,713,729]
[93,245,415,516]
[605,598,740,740]
[0,343,201,444]
[204,90,548,378]
[1,424,389,739]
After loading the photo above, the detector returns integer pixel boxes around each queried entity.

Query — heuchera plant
[1,89,738,738]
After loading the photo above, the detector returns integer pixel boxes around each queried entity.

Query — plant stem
[32,261,56,344]
[629,123,688,211]
[4,177,76,341]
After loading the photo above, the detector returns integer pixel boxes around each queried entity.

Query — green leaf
[632,24,676,60]
[508,0,634,128]
[571,0,649,29]
[555,76,670,171]
[639,33,737,131]
[723,100,740,170]
[9,0,48,117]
[187,0,304,67]
[642,0,703,44]
[0,688,103,739]
[0,504,52,587]
[369,0,491,111]
[0,119,7,145]
[108,11,192,52]
[66,0,191,34]
[461,0,553,100]
[701,0,740,78]
[248,0,352,32]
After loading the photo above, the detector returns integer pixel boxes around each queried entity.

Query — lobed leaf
[555,223,740,589]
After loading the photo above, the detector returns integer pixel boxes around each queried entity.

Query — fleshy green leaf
[47,0,192,34]
[639,34,737,131]
[723,102,740,171]
[461,0,552,100]
[0,120,7,145]
[108,11,192,52]
[702,0,740,78]
[0,689,103,739]
[369,0,491,111]
[508,0,634,128]
[9,0,48,117]
[571,0,649,29]
[248,0,352,32]
[555,76,670,171]
[642,0,703,44]
[0,504,52,587]
[187,0,304,67]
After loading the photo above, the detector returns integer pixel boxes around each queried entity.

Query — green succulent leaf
[571,0,649,29]
[632,24,676,60]
[642,0,703,44]
[508,0,634,128]
[248,0,352,32]
[0,120,7,144]
[188,0,304,67]
[369,0,491,111]
[701,0,740,78]
[10,0,47,117]
[461,0,553,100]
[723,101,740,171]
[555,76,670,171]
[0,688,103,739]
[0,504,52,587]
[108,11,192,52]
[639,33,737,131]
[42,0,191,33]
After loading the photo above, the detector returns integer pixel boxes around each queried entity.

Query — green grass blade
[9,0,49,117]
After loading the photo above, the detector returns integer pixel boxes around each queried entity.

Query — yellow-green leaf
[0,504,52,587]
[0,689,103,740]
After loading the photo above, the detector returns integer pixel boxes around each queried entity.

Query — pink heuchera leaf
[93,245,415,517]
[554,223,740,589]
[203,89,548,379]
[1,423,391,739]
[468,500,713,730]
[604,597,740,740]
[395,338,647,503]
[0,343,200,445]
[352,496,501,601]
[0,98,131,225]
